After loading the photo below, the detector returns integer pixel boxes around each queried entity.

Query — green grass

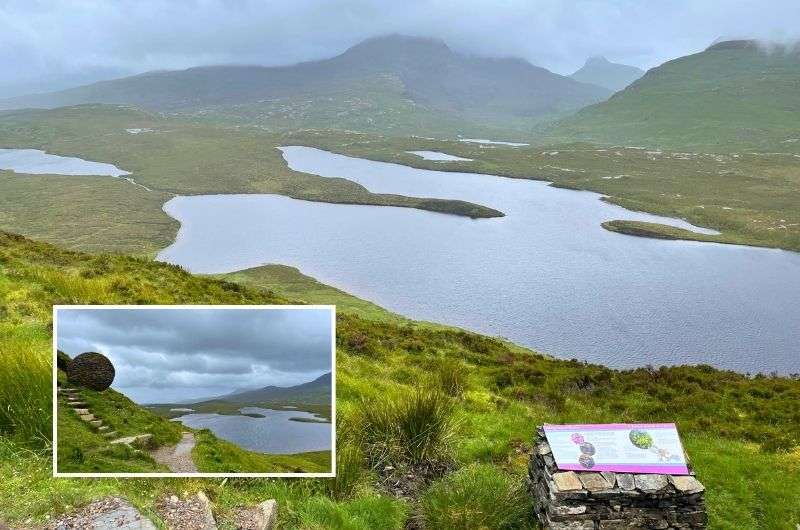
[0,322,51,447]
[421,464,532,530]
[218,265,405,324]
[0,231,799,528]
[356,388,457,469]
[0,171,175,255]
[55,374,184,473]
[192,429,331,474]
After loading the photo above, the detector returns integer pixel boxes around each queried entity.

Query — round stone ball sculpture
[66,352,115,391]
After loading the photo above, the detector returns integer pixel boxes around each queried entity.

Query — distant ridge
[569,56,644,92]
[197,372,332,406]
[0,34,610,136]
[550,40,800,151]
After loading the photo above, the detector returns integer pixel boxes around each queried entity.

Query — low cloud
[1,1,799,97]
[57,307,332,403]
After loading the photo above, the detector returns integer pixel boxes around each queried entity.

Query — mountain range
[186,372,332,406]
[0,35,610,137]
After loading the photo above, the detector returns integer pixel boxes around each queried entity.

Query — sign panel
[543,423,689,475]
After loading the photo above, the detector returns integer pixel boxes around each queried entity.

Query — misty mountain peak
[585,56,611,65]
[341,34,452,61]
[570,55,644,92]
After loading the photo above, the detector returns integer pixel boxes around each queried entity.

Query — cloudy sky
[57,307,333,403]
[1,1,798,97]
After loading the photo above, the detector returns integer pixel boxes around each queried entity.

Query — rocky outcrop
[66,352,115,391]
[529,427,707,529]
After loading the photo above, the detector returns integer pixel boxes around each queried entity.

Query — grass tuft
[421,464,532,530]
[357,388,456,467]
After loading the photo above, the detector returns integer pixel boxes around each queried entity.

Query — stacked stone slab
[528,427,707,529]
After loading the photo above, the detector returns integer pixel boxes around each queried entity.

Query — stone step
[90,420,103,427]
[79,414,95,422]
[104,431,118,438]
[73,408,90,415]
[58,387,77,393]
[109,434,153,448]
[67,401,88,407]
[98,425,110,431]
[66,395,82,401]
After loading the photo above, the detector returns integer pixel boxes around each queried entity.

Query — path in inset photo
[151,432,198,473]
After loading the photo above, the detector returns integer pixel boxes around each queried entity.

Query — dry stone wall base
[529,427,707,530]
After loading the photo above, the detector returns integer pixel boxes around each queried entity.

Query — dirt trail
[150,431,198,473]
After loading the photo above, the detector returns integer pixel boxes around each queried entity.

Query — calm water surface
[174,407,331,454]
[158,147,800,374]
[0,148,129,176]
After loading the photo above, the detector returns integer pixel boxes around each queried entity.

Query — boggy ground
[1,231,798,528]
[1,105,798,258]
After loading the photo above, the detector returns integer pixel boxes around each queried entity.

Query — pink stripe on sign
[557,463,690,474]
[543,423,677,432]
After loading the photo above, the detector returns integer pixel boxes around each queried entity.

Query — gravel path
[150,432,198,473]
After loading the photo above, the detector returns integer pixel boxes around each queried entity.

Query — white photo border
[52,304,336,478]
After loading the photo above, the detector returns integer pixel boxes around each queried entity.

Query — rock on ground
[46,497,156,529]
[155,492,216,530]
[232,500,278,530]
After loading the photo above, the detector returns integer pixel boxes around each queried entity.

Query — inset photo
[53,305,335,477]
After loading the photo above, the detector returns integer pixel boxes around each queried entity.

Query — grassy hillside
[56,370,182,473]
[0,35,609,137]
[192,430,331,474]
[551,40,800,152]
[1,231,798,528]
[55,365,329,474]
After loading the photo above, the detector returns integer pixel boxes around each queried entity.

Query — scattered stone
[529,426,707,529]
[231,499,278,530]
[46,496,156,529]
[66,352,115,391]
[155,492,217,529]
